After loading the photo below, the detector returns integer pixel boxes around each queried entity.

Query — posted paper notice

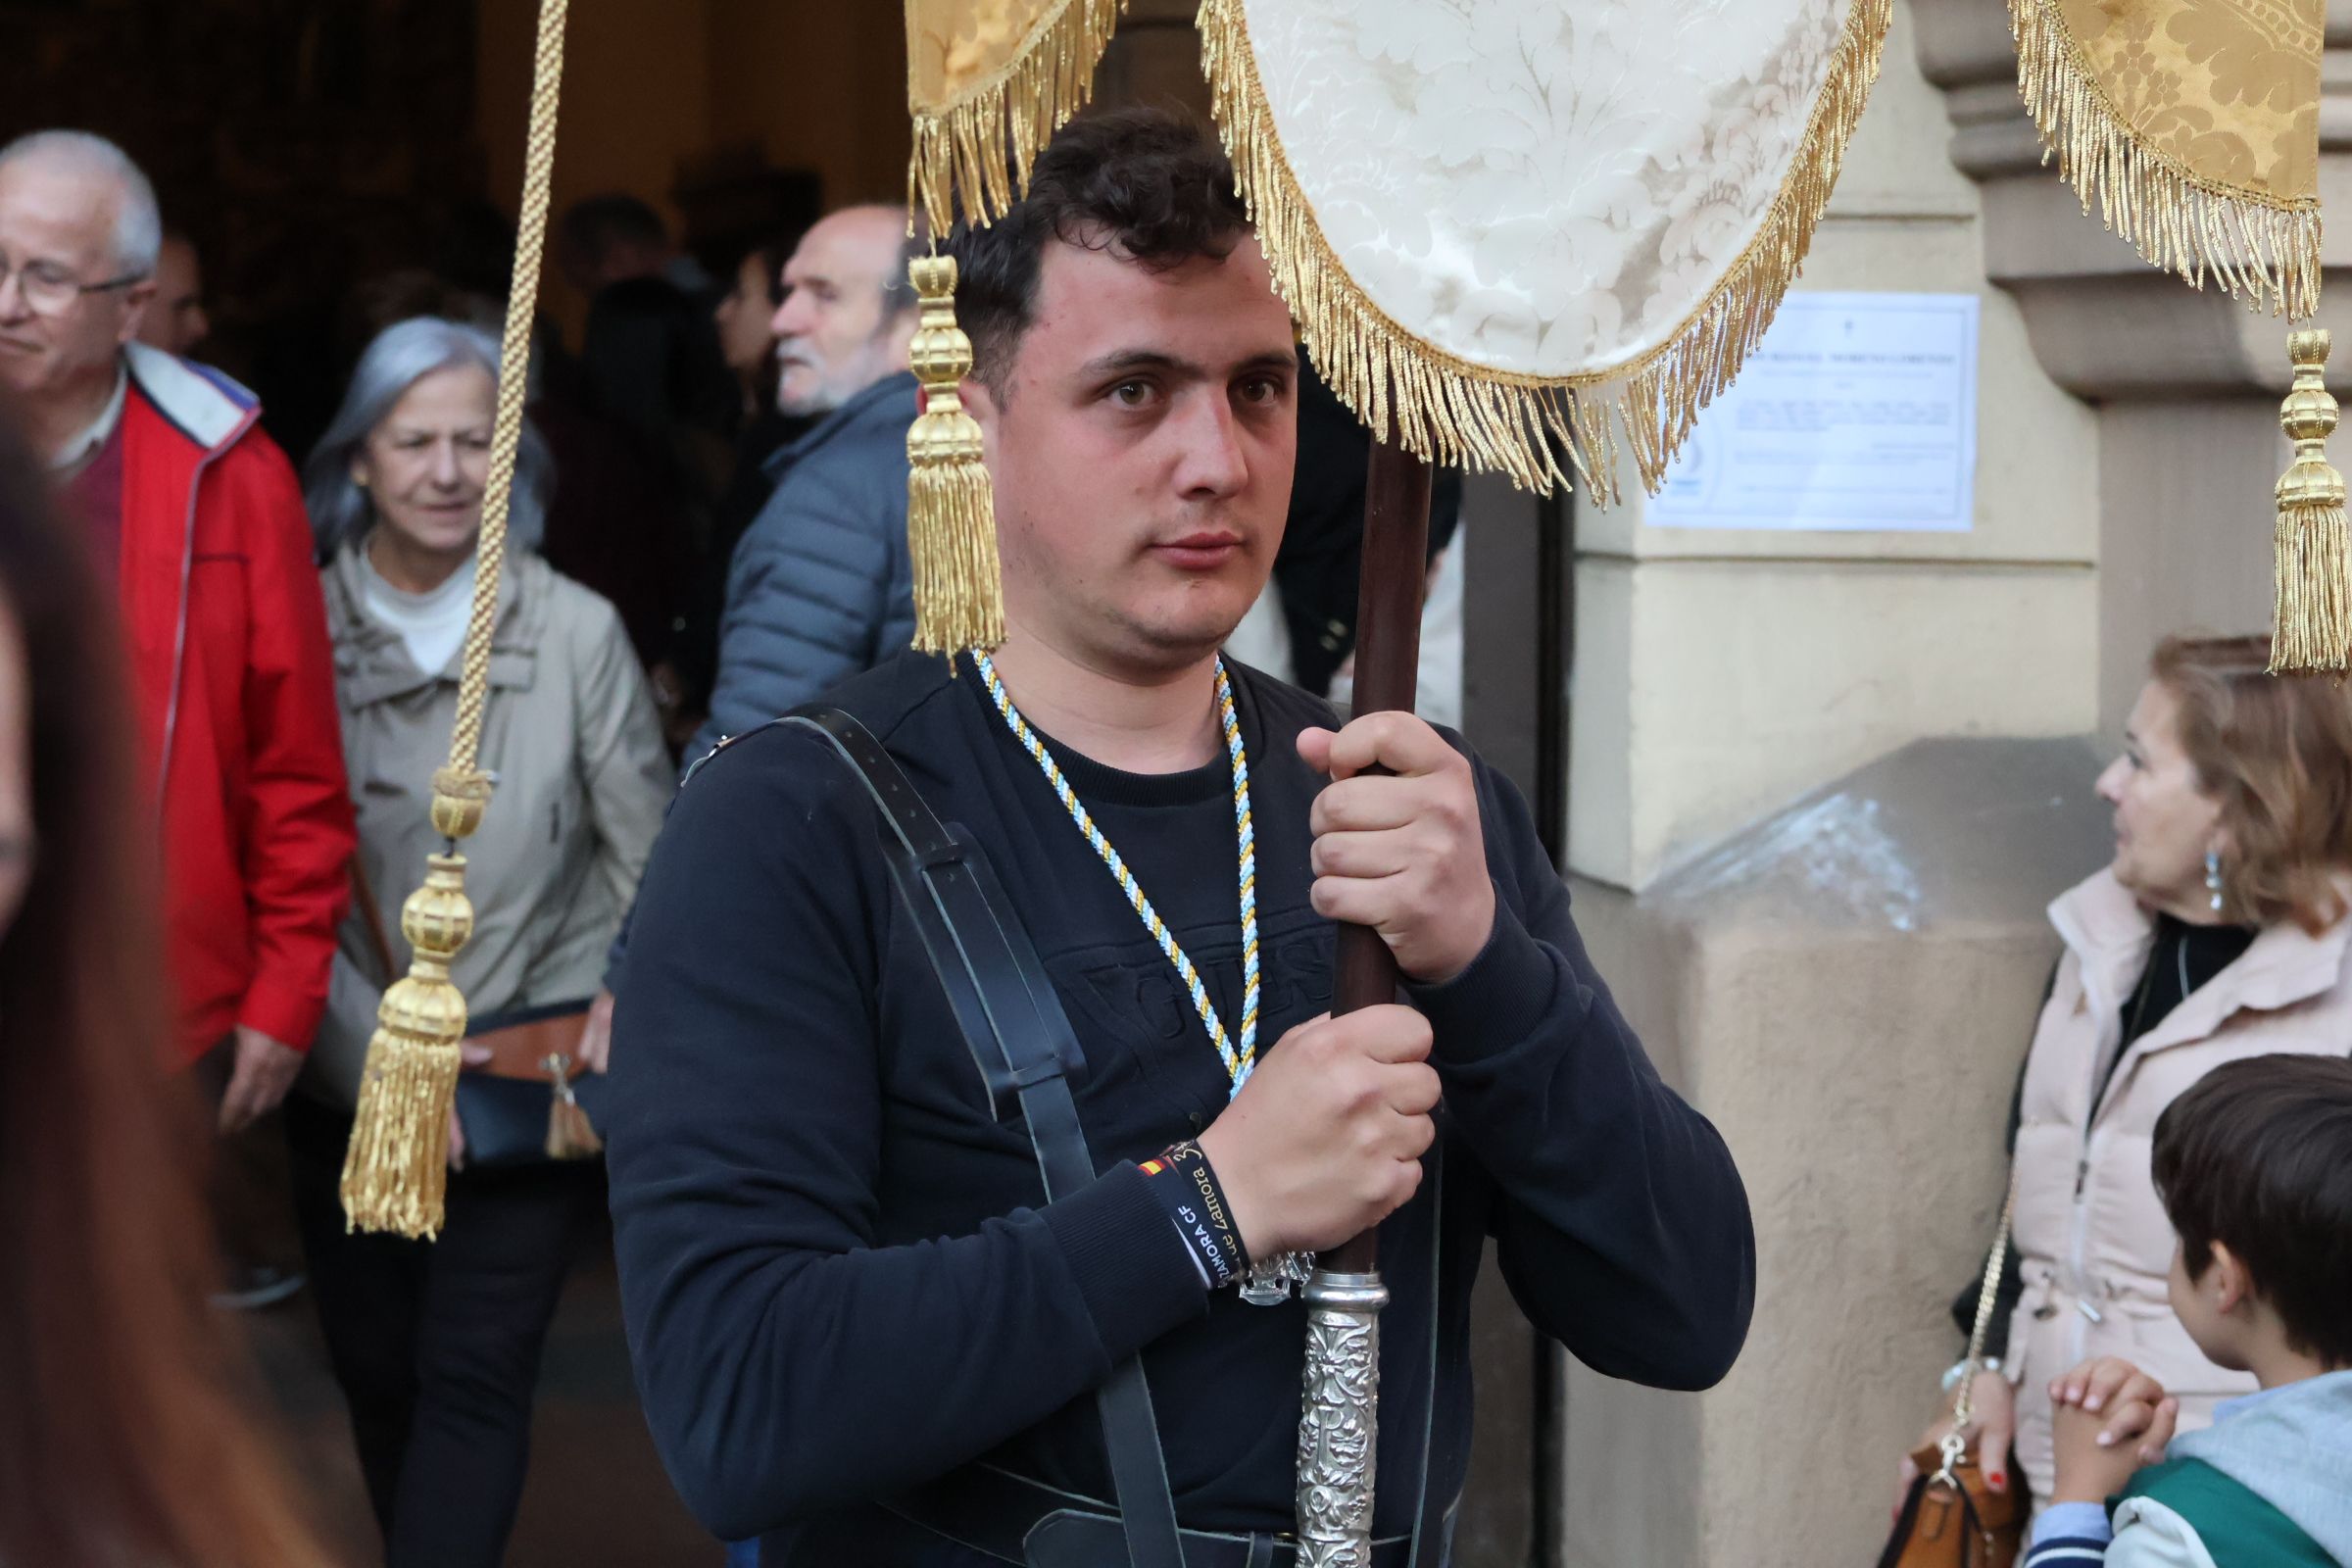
[1646,291,1980,533]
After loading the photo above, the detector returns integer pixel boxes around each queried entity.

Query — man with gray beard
[689,204,924,760]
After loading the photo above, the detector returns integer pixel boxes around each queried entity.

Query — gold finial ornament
[906,253,1005,656]
[2271,329,2350,674]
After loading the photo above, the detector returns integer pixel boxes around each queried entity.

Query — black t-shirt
[608,650,1754,1564]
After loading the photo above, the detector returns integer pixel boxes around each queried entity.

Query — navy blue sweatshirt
[608,651,1755,1562]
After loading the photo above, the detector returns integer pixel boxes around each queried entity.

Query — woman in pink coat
[1915,633,2352,1508]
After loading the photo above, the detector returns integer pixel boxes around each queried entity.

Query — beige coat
[2005,866,2352,1500]
[306,542,672,1105]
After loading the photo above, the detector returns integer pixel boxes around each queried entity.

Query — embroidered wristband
[1139,1140,1250,1291]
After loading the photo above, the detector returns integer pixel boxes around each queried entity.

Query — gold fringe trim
[340,1027,463,1242]
[909,463,1006,654]
[341,853,474,1239]
[2273,328,2350,672]
[2009,0,2320,319]
[1198,0,1892,499]
[909,0,1123,233]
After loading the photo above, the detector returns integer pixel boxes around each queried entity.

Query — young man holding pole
[608,109,1753,1568]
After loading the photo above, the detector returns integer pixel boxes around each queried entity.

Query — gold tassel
[2271,329,2350,673]
[339,852,474,1239]
[544,1054,603,1160]
[906,254,1004,656]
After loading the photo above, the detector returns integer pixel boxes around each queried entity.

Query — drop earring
[2206,850,2225,913]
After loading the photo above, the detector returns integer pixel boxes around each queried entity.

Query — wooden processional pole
[1296,434,1433,1564]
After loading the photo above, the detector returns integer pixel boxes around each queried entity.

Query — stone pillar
[1561,739,2110,1568]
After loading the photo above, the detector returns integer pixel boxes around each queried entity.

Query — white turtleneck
[359,549,477,677]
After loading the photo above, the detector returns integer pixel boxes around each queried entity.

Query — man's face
[0,157,152,401]
[967,232,1298,674]
[137,234,208,357]
[770,208,911,417]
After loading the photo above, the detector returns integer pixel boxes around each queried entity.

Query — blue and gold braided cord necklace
[973,650,1312,1304]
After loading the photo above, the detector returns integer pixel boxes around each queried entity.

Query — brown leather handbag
[1876,1188,2025,1568]
[1880,1441,2022,1568]
[349,858,604,1163]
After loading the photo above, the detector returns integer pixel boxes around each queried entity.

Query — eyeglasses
[0,256,149,318]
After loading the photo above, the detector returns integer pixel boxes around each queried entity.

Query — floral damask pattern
[2057,0,2320,195]
[907,0,1063,108]
[1242,0,1846,377]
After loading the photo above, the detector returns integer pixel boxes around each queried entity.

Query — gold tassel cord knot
[906,254,1005,656]
[2272,329,2350,674]
[342,0,567,1238]
[427,765,494,839]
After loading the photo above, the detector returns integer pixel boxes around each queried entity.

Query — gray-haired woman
[290,316,671,1568]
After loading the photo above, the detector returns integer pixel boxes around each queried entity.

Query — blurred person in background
[292,317,671,1568]
[556,191,734,466]
[0,415,331,1565]
[136,225,209,357]
[669,230,808,745]
[689,203,922,760]
[0,129,353,1307]
[713,232,787,430]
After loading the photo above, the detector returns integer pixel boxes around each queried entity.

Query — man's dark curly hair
[946,108,1251,395]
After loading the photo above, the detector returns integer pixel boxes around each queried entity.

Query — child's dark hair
[945,107,1250,396]
[2152,1053,2352,1367]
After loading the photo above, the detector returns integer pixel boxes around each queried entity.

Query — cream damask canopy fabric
[1201,0,1890,496]
[906,0,1895,500]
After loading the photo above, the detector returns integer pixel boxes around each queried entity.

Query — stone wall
[1562,739,2111,1565]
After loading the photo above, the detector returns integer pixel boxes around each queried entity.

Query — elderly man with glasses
[0,131,352,1190]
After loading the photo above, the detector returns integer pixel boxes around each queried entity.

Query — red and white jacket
[116,343,353,1063]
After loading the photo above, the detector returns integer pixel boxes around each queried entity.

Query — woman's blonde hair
[2153,634,2352,933]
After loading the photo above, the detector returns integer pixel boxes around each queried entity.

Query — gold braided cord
[341,0,567,1238]
[907,0,1124,234]
[1198,0,1893,500]
[452,0,566,774]
[2009,0,2320,320]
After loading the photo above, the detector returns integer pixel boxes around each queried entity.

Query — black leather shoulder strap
[700,705,1453,1562]
[764,705,1185,1568]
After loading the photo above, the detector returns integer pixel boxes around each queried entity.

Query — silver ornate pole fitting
[1295,1268,1387,1566]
